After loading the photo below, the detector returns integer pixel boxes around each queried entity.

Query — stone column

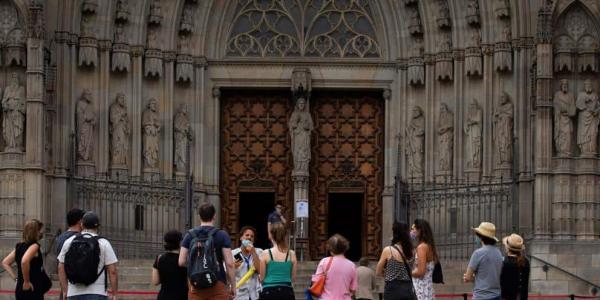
[424,54,436,181]
[382,87,394,246]
[191,57,206,182]
[482,44,494,179]
[207,87,221,225]
[130,46,144,178]
[160,51,176,180]
[453,50,465,179]
[24,3,46,221]
[533,4,553,239]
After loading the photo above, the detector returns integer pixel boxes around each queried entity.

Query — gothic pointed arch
[225,0,382,58]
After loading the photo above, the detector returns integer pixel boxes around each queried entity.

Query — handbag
[432,261,444,284]
[393,246,418,300]
[308,256,334,297]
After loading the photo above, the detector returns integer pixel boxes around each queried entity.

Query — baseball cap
[82,211,100,229]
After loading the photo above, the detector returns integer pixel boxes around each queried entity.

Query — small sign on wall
[295,200,309,218]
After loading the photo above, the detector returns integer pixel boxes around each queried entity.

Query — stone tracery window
[553,4,599,73]
[226,0,381,58]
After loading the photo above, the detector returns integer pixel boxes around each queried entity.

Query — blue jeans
[67,295,108,300]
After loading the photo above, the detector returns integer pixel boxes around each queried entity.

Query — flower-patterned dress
[412,253,435,300]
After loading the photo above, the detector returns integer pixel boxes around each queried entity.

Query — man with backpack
[54,208,85,300]
[179,203,236,300]
[58,211,119,300]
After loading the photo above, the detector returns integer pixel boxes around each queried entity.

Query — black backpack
[187,228,220,289]
[64,233,106,286]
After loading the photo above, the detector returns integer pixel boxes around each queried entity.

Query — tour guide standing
[58,212,119,300]
[232,226,262,300]
[267,201,287,241]
[463,222,503,300]
[179,203,236,300]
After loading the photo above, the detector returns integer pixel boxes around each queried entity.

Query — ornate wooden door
[309,92,384,258]
[220,91,294,237]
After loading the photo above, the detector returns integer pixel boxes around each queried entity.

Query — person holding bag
[2,219,52,300]
[376,222,416,300]
[309,234,357,300]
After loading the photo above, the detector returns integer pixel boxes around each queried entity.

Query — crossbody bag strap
[323,256,334,278]
[393,245,413,279]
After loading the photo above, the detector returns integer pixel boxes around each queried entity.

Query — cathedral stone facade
[0,0,599,294]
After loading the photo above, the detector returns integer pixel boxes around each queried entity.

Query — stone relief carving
[437,103,454,172]
[226,0,381,58]
[180,4,193,33]
[289,97,313,176]
[465,30,482,76]
[436,0,451,29]
[112,23,130,72]
[553,79,576,157]
[465,99,482,170]
[145,26,162,77]
[1,73,26,152]
[436,34,453,81]
[466,0,480,26]
[408,7,423,36]
[495,0,510,19]
[79,15,98,67]
[408,41,424,86]
[576,80,600,156]
[142,98,160,169]
[493,92,514,167]
[406,106,425,178]
[174,106,192,174]
[494,25,512,72]
[76,89,97,161]
[148,0,162,25]
[115,0,129,22]
[109,93,130,167]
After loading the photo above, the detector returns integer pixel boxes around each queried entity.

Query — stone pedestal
[0,151,24,168]
[76,161,96,177]
[143,168,160,181]
[464,169,481,183]
[494,165,512,181]
[110,166,129,180]
[292,174,309,261]
[0,152,25,237]
[551,157,575,239]
[574,157,598,240]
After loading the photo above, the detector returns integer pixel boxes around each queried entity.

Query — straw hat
[503,234,525,252]
[472,222,499,242]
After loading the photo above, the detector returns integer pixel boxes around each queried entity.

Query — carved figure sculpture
[180,5,193,32]
[438,103,454,172]
[406,106,425,177]
[114,23,126,43]
[576,79,600,156]
[465,99,482,169]
[495,0,510,18]
[80,15,94,37]
[408,8,422,35]
[116,0,129,21]
[148,0,162,24]
[142,98,160,169]
[1,73,26,152]
[109,93,130,166]
[553,79,576,156]
[466,0,480,25]
[147,26,159,49]
[289,97,313,175]
[76,89,97,161]
[174,106,192,173]
[494,92,514,166]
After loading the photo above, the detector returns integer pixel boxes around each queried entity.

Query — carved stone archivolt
[1,73,26,152]
[226,0,381,58]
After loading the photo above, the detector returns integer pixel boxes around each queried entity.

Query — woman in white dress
[411,219,437,300]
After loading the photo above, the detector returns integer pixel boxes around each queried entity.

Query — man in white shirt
[232,226,262,300]
[58,212,119,300]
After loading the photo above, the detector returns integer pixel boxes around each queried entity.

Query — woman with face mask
[410,219,438,300]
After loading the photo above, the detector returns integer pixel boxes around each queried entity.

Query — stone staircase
[0,259,473,300]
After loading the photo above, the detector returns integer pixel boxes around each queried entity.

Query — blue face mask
[242,239,251,247]
[410,231,418,242]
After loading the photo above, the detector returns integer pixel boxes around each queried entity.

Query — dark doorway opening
[328,193,363,261]
[239,192,275,250]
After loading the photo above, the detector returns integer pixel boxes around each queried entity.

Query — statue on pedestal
[1,73,26,152]
[576,79,600,156]
[465,99,482,169]
[174,106,192,174]
[553,79,576,156]
[437,103,454,172]
[289,97,313,175]
[142,98,160,169]
[494,92,514,167]
[407,106,425,178]
[109,93,130,166]
[76,89,97,161]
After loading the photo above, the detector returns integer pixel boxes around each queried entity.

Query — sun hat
[502,233,525,252]
[472,222,499,242]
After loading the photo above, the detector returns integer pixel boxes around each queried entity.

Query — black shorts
[258,286,295,300]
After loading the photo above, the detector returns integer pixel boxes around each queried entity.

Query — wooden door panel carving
[310,92,384,258]
[220,91,293,237]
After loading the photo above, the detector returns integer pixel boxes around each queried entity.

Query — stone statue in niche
[501,25,511,42]
[80,15,95,37]
[142,98,161,169]
[576,79,600,156]
[115,0,129,22]
[289,97,313,175]
[493,92,514,167]
[438,34,452,52]
[114,22,126,43]
[174,106,192,174]
[180,5,194,33]
[1,73,26,152]
[76,89,97,161]
[148,0,162,25]
[406,106,425,178]
[466,0,480,25]
[109,93,130,166]
[465,99,482,169]
[408,8,422,35]
[436,0,451,28]
[553,79,576,157]
[470,29,481,47]
[179,33,191,53]
[437,103,454,172]
[147,26,159,49]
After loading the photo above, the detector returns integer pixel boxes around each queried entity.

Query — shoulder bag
[308,256,334,297]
